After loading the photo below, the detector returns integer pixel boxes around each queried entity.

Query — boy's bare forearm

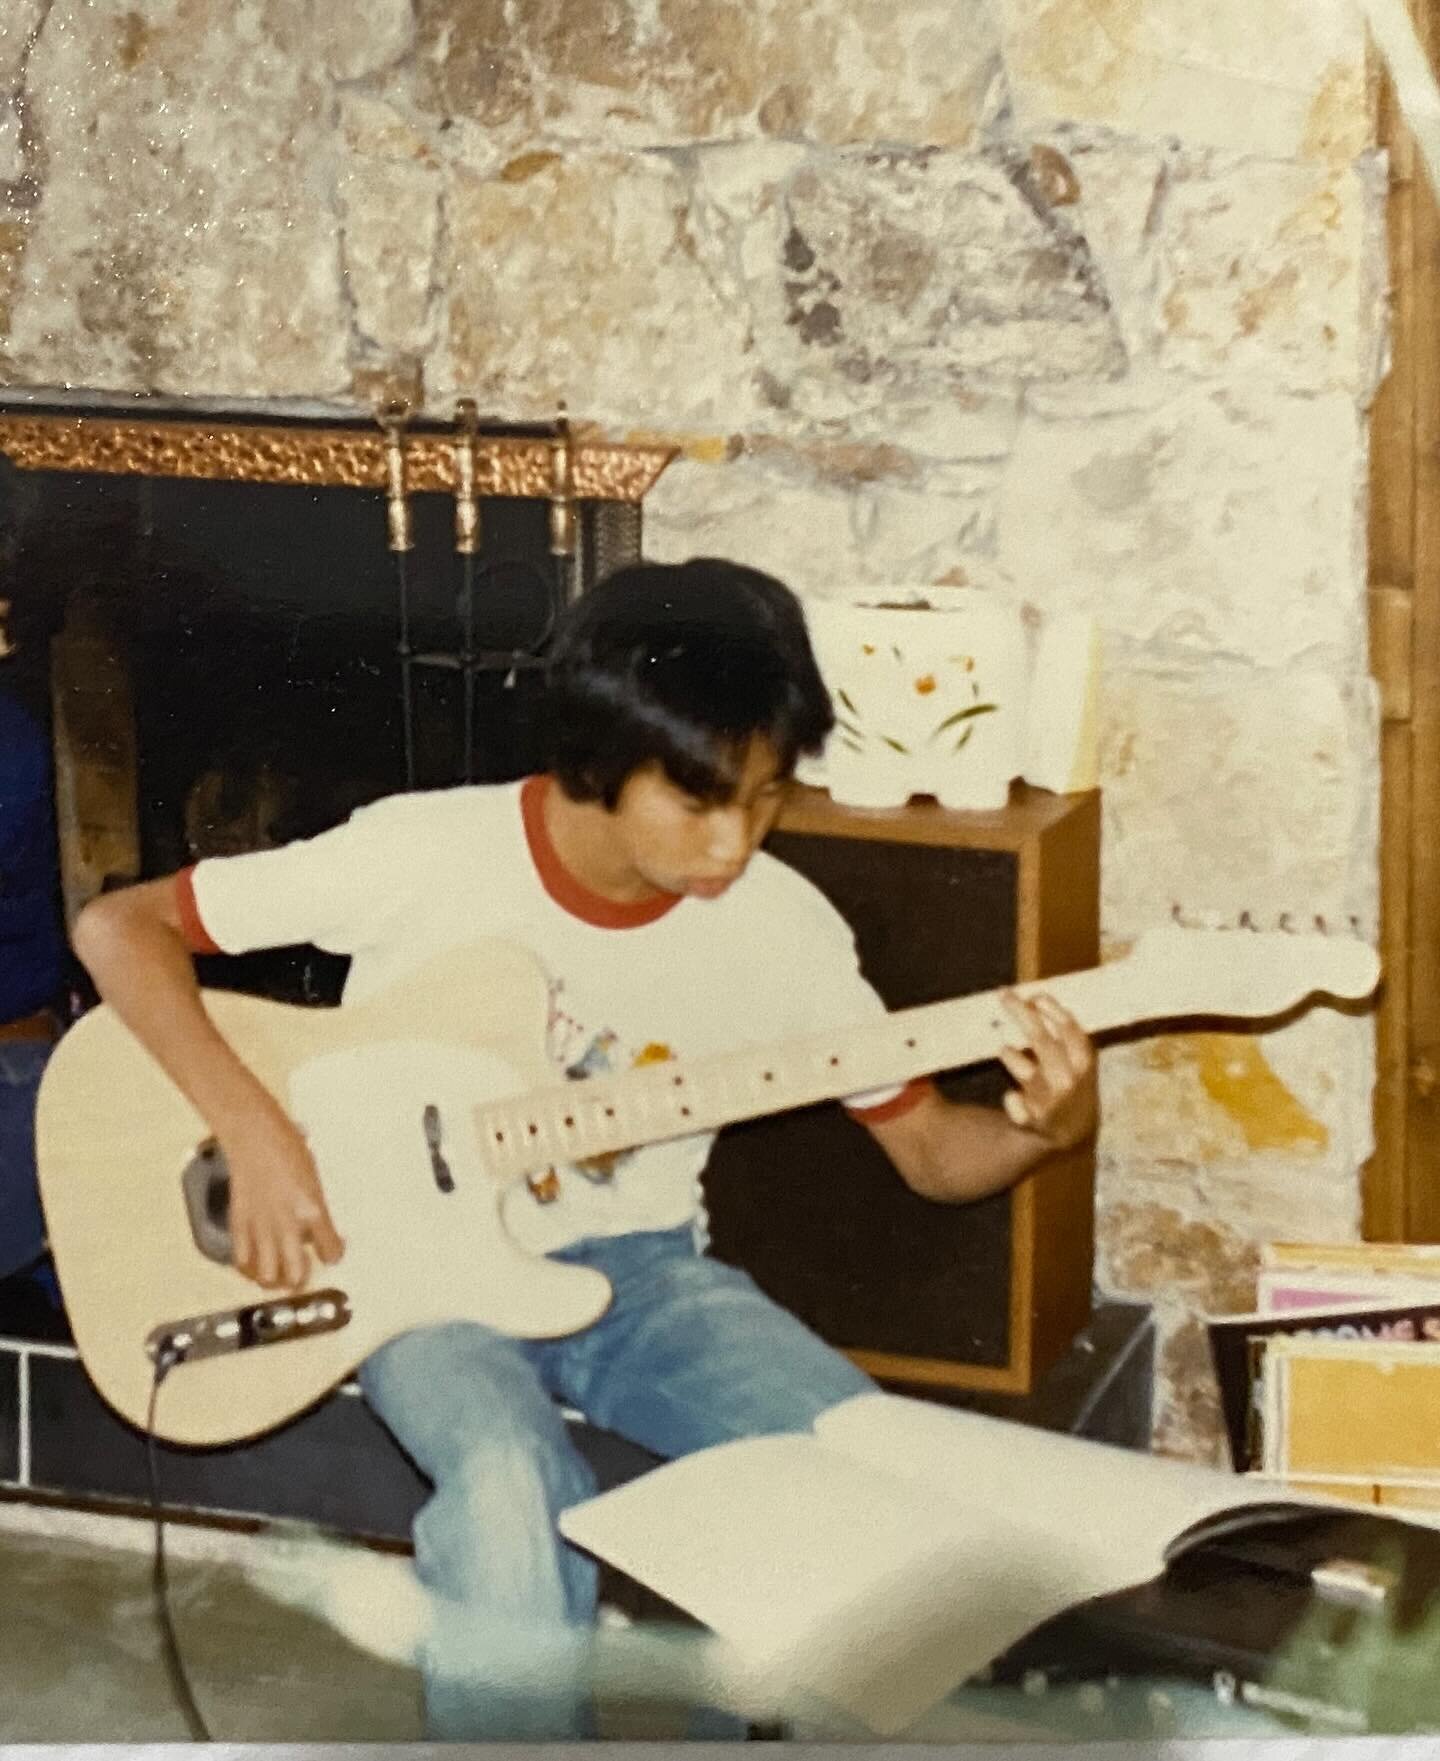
[74,884,344,1289]
[72,886,279,1135]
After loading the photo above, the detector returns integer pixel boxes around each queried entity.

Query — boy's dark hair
[541,557,834,808]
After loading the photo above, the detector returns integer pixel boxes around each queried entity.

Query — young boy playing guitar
[72,557,1096,1739]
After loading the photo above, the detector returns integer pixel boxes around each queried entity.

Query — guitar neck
[475,962,1140,1184]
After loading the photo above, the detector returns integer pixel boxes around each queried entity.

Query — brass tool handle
[379,401,414,554]
[549,401,576,558]
[452,398,480,556]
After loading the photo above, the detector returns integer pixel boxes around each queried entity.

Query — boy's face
[610,737,789,901]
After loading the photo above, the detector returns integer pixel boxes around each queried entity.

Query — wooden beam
[1401,0,1440,1238]
[1365,31,1420,1238]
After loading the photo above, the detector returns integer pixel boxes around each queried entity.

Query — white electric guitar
[35,928,1379,1446]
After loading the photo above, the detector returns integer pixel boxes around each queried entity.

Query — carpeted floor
[0,1512,423,1743]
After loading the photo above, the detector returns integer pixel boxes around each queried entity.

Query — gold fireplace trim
[0,412,676,502]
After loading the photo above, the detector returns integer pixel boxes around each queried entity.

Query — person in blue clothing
[0,679,67,1295]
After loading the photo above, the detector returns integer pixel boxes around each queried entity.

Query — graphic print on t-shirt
[564,1029,620,1083]
[545,975,679,1185]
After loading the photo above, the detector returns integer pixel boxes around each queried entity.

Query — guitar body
[35,940,612,1446]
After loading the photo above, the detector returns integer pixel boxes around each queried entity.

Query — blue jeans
[359,1223,875,1740]
[0,1041,52,1283]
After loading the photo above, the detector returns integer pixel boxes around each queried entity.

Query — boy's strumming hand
[222,1100,345,1290]
[996,989,1097,1152]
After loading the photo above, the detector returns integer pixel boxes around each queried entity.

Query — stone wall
[0,0,1387,1458]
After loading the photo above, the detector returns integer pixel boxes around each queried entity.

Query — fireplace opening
[2,408,651,1008]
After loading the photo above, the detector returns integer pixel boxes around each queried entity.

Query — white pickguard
[287,1040,611,1340]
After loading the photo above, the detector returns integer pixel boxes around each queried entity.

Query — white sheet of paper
[560,1393,1326,1733]
[561,1431,1072,1733]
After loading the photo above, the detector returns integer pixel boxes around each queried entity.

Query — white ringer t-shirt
[181,776,926,1254]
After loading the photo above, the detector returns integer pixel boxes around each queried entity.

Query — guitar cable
[145,1346,213,1742]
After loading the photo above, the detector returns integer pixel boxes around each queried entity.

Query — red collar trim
[520,775,681,930]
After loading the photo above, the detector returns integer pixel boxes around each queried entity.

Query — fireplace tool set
[377,399,582,789]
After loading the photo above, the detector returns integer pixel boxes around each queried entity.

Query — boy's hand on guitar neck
[221,1095,345,1290]
[995,989,1097,1152]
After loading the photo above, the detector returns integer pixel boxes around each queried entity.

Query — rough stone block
[643,455,871,593]
[439,151,752,428]
[1154,156,1383,395]
[1096,663,1375,937]
[324,0,416,84]
[410,0,1001,148]
[0,106,21,188]
[339,157,443,357]
[996,386,1371,671]
[0,1,47,92]
[337,91,444,168]
[1098,1010,1375,1192]
[1038,139,1169,371]
[1151,1307,1229,1465]
[740,150,1125,425]
[6,2,350,395]
[645,451,1006,595]
[997,0,1370,163]
[1097,1197,1260,1313]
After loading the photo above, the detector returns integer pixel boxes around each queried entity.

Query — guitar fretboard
[473,964,1131,1183]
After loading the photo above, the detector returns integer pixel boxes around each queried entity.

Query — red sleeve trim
[845,1076,934,1125]
[174,866,222,955]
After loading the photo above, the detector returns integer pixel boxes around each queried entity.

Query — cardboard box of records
[1206,1241,1440,1518]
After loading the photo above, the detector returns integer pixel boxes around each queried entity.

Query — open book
[558,1390,1323,1734]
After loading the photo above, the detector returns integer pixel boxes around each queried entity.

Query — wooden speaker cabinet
[701,783,1101,1398]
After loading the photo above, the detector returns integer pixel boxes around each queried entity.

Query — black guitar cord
[146,1347,212,1742]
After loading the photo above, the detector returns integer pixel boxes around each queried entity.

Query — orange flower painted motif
[914,674,937,695]
[633,1042,674,1066]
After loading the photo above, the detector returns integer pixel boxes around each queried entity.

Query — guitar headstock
[1124,918,1381,1021]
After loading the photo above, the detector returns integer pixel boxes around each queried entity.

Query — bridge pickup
[145,1288,351,1368]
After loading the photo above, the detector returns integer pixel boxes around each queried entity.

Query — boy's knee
[651,1249,760,1307]
[430,1417,597,1535]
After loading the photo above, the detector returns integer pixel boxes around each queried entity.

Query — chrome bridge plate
[145,1288,351,1367]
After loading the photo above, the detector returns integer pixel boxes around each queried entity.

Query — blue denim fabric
[0,1040,52,1283]
[359,1223,875,1740]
